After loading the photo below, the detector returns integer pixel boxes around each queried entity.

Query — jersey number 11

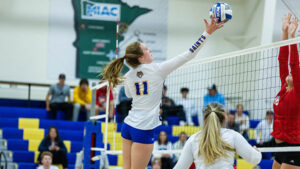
[134,81,149,96]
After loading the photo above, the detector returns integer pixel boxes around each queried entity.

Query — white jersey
[174,128,262,169]
[124,31,210,130]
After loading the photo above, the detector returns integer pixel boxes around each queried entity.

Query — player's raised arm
[278,14,291,86]
[157,17,224,78]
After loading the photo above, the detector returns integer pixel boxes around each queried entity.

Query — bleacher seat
[18,162,38,169]
[236,159,254,169]
[0,106,47,119]
[248,139,257,146]
[154,125,172,135]
[108,154,118,166]
[172,126,200,136]
[19,118,39,129]
[13,151,35,163]
[2,128,23,139]
[7,139,28,151]
[67,153,77,165]
[71,141,83,153]
[0,118,18,128]
[167,116,179,125]
[250,120,260,128]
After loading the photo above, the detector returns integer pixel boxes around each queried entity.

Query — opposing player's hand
[204,16,224,35]
[289,17,298,38]
[282,13,291,33]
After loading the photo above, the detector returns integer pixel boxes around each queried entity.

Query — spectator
[153,131,173,169]
[37,151,59,169]
[226,113,240,132]
[75,150,109,169]
[46,74,72,120]
[177,88,198,126]
[173,132,187,164]
[116,86,132,122]
[203,84,225,107]
[38,127,68,169]
[95,86,114,120]
[151,158,162,169]
[255,110,274,145]
[235,104,249,140]
[160,86,185,126]
[73,79,91,121]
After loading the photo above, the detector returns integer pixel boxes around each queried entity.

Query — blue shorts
[121,123,155,144]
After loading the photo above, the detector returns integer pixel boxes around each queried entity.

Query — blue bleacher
[2,128,23,139]
[154,125,172,135]
[18,163,38,169]
[248,139,257,146]
[0,118,18,128]
[250,120,260,128]
[7,139,28,151]
[107,154,118,166]
[0,106,46,119]
[167,116,179,125]
[13,151,35,163]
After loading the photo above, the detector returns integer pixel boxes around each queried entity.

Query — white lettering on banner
[81,1,120,21]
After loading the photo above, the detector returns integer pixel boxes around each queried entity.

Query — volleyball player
[173,103,261,169]
[101,17,223,169]
[272,13,300,169]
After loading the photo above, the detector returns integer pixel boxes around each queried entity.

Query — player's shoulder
[221,128,239,138]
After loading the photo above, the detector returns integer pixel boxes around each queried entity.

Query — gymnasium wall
[0,0,265,101]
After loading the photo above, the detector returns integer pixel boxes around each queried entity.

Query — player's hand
[253,146,259,151]
[85,104,90,111]
[289,17,298,38]
[204,16,224,35]
[282,13,292,33]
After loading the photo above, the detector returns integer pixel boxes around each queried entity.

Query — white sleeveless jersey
[124,31,210,130]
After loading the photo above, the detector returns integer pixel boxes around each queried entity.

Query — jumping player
[272,13,300,169]
[102,17,223,169]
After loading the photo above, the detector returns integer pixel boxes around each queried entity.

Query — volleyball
[209,2,232,23]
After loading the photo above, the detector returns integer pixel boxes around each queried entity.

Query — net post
[104,83,111,152]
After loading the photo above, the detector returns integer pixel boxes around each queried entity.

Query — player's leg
[121,123,133,169]
[272,160,281,169]
[131,142,153,169]
[281,164,300,169]
[123,138,133,169]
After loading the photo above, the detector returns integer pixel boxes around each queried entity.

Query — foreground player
[102,17,223,169]
[174,103,261,169]
[272,14,300,169]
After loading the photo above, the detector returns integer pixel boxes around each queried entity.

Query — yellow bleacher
[18,118,39,129]
[172,126,200,136]
[236,159,254,169]
[23,128,44,140]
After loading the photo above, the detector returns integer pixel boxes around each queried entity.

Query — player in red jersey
[272,13,300,169]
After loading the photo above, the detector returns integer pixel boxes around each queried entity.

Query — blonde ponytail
[199,103,235,164]
[101,41,143,87]
[101,57,125,87]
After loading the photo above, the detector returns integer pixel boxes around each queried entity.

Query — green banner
[72,0,151,79]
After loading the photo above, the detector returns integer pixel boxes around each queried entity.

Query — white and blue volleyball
[209,2,232,23]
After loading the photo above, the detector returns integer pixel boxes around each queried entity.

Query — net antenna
[281,0,300,20]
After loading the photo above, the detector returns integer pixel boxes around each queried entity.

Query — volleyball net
[88,37,300,163]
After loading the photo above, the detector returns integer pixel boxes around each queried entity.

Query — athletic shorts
[274,142,300,166]
[121,123,155,144]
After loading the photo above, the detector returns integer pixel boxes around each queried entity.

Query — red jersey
[96,87,114,107]
[271,44,300,144]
